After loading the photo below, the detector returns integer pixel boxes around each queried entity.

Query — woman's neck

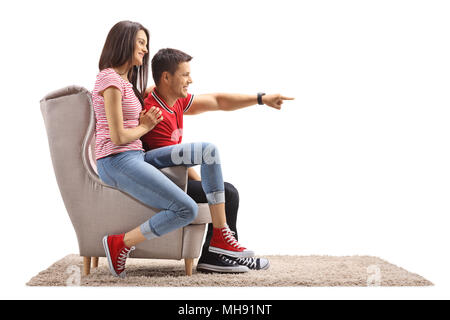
[113,65,131,82]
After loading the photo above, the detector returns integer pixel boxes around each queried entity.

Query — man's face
[168,62,193,98]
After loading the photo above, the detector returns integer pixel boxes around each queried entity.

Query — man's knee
[201,142,221,165]
[224,182,239,202]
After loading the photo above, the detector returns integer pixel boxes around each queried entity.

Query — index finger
[281,96,295,100]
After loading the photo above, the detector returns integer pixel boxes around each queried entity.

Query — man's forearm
[215,93,259,111]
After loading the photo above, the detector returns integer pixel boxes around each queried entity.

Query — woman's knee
[175,196,199,224]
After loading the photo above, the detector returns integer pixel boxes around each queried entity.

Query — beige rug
[26,254,432,287]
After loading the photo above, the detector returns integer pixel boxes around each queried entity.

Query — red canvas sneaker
[102,234,135,278]
[209,225,254,258]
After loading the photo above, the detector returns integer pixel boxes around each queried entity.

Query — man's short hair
[151,48,193,86]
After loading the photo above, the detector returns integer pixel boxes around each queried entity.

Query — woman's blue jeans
[96,142,224,239]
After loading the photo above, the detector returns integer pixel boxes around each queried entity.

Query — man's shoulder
[176,93,194,106]
[143,91,157,108]
[177,93,194,113]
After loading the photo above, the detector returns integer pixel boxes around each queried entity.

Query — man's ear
[161,71,170,84]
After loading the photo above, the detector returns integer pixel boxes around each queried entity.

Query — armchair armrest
[160,166,188,192]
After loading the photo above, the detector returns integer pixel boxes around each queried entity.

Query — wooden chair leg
[92,257,99,269]
[83,256,91,276]
[184,258,194,276]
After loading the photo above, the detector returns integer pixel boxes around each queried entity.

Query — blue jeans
[96,142,225,239]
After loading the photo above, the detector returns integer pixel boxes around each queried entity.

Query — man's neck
[155,86,177,108]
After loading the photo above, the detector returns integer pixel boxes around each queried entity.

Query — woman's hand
[262,94,295,110]
[139,106,163,131]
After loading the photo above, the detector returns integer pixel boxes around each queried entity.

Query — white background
[0,0,449,299]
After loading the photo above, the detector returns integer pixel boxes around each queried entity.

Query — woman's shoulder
[96,68,132,89]
[93,68,126,94]
[96,68,121,81]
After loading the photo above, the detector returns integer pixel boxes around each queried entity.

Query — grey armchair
[40,85,211,276]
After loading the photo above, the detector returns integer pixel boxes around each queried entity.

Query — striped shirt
[92,68,144,160]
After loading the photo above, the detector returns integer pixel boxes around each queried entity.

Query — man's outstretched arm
[185,93,294,115]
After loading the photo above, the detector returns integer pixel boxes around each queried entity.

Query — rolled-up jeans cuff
[206,191,225,205]
[140,220,159,240]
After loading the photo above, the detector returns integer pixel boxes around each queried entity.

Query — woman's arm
[103,87,163,145]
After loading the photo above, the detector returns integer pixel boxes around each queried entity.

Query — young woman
[92,21,253,278]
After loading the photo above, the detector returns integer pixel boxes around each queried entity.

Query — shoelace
[222,227,245,249]
[116,246,135,271]
[219,254,238,265]
[235,257,257,269]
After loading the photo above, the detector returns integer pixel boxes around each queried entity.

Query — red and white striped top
[92,68,144,160]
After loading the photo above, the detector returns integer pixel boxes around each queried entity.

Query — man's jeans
[97,142,225,239]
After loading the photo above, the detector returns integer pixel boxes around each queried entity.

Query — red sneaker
[209,225,254,258]
[102,234,135,278]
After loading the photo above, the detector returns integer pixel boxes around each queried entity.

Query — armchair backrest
[40,86,101,207]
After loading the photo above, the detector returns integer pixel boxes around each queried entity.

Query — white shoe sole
[208,246,255,258]
[197,263,249,273]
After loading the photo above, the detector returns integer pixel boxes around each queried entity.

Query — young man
[142,48,293,273]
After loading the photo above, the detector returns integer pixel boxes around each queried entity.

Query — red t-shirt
[141,89,194,150]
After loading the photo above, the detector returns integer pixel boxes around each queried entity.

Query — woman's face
[132,29,148,66]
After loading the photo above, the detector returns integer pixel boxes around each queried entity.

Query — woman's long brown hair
[99,21,149,106]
